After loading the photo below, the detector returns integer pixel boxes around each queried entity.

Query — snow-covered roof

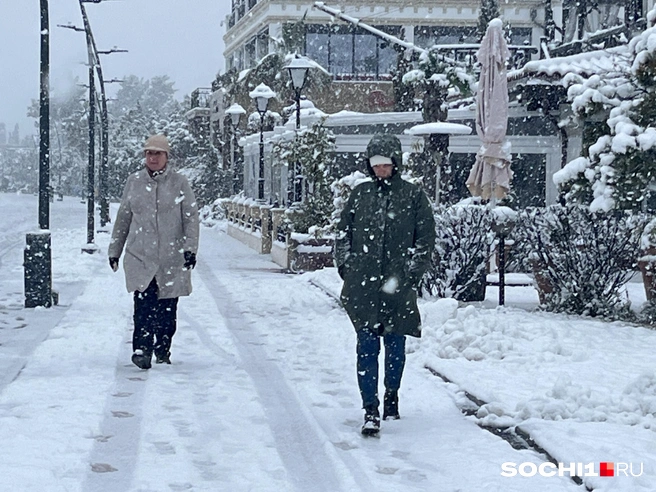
[321,110,422,127]
[510,45,629,80]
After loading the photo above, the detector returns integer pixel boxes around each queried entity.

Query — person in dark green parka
[335,133,436,435]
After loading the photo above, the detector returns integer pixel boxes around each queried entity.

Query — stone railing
[225,200,272,254]
[225,199,334,272]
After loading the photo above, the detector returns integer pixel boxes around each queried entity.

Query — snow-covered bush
[640,217,656,251]
[330,170,369,223]
[513,205,647,318]
[422,203,495,301]
[199,197,229,228]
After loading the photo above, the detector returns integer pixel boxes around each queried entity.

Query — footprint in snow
[169,482,193,491]
[333,440,358,451]
[87,434,113,443]
[90,463,118,473]
[403,469,427,482]
[111,411,134,418]
[153,441,176,455]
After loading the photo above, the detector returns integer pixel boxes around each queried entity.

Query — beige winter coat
[108,166,199,298]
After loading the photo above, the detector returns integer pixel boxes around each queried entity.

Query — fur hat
[144,134,170,154]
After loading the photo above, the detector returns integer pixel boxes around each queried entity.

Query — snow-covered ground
[0,192,654,491]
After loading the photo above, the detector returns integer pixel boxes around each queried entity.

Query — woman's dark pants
[133,278,178,359]
[356,325,406,411]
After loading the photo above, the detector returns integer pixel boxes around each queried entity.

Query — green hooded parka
[334,134,436,337]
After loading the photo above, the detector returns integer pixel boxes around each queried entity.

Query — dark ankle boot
[383,390,399,420]
[131,350,152,370]
[361,405,380,436]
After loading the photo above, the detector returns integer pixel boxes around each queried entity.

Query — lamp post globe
[285,55,314,129]
[248,84,276,201]
[226,102,245,127]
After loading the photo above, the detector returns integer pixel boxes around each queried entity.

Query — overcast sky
[0,0,230,139]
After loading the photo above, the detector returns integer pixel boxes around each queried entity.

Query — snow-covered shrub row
[422,203,495,301]
[512,204,647,318]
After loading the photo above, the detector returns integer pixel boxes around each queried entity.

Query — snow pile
[514,370,656,431]
[413,300,656,434]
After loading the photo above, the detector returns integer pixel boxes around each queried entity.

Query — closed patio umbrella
[466,18,512,202]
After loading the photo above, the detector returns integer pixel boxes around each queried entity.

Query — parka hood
[365,134,403,178]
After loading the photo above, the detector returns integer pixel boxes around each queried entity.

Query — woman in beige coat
[108,135,199,369]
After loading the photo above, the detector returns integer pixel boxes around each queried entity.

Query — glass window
[510,27,532,46]
[256,29,269,60]
[376,26,401,77]
[512,154,546,208]
[306,32,329,69]
[354,33,377,76]
[330,29,353,76]
[234,50,243,71]
[245,38,256,68]
[305,24,400,79]
[415,26,477,48]
[378,40,397,76]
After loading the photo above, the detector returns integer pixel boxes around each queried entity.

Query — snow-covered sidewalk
[0,193,653,491]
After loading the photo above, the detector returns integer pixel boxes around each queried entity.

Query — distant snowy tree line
[0,74,222,206]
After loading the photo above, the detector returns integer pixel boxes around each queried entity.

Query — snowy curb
[424,364,590,490]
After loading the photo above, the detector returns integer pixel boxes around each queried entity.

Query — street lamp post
[93,57,126,229]
[285,56,313,204]
[39,0,51,231]
[83,35,96,251]
[78,1,99,250]
[248,84,276,202]
[24,0,53,308]
[61,1,125,245]
[225,103,246,195]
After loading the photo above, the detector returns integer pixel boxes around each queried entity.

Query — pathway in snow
[0,194,582,491]
[184,227,579,492]
[0,195,89,391]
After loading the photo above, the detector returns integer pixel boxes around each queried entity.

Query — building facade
[225,1,546,73]
[220,0,656,206]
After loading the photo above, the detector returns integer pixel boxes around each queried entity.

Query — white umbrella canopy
[466,18,512,201]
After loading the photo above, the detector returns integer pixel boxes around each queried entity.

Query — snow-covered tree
[478,0,501,41]
[24,82,88,197]
[273,119,336,234]
[0,144,38,193]
[401,49,474,201]
[555,9,656,212]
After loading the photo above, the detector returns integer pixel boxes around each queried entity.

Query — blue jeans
[356,326,406,410]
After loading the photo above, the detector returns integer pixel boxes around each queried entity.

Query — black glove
[183,251,197,270]
[109,257,119,272]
